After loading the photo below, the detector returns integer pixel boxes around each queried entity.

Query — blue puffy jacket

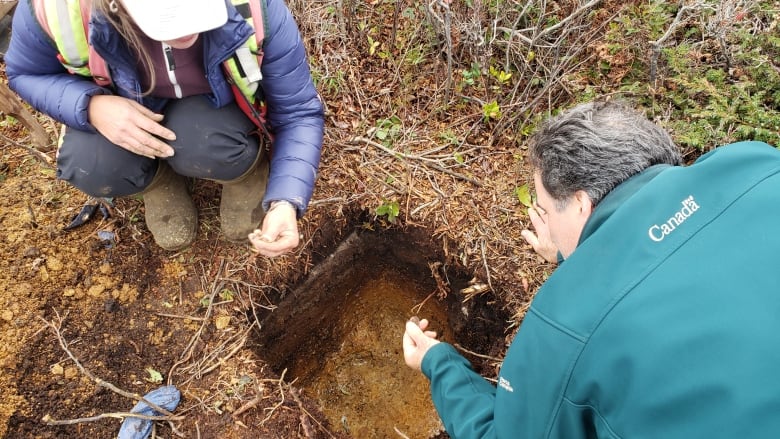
[5,0,324,214]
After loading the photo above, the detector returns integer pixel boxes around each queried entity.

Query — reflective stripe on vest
[40,0,91,76]
[224,0,264,107]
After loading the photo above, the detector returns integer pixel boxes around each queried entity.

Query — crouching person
[403,100,780,438]
[5,0,324,254]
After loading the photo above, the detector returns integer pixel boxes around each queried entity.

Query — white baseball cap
[121,0,228,41]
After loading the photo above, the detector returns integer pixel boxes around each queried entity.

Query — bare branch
[39,310,185,435]
[349,136,482,186]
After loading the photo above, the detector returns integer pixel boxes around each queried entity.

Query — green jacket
[423,141,780,438]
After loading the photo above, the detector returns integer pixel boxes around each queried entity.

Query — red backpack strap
[246,0,265,57]
[226,0,271,137]
[88,46,112,86]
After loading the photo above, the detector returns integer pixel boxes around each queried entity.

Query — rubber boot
[219,152,270,241]
[142,162,197,251]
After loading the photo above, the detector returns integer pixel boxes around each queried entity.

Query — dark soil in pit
[255,230,510,439]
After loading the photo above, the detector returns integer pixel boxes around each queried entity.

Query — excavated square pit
[255,229,508,438]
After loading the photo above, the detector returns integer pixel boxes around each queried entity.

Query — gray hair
[528,100,682,210]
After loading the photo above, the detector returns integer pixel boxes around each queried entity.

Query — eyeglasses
[531,193,548,220]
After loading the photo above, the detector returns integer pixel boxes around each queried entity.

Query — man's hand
[248,202,299,257]
[521,206,559,263]
[88,95,176,158]
[403,317,439,371]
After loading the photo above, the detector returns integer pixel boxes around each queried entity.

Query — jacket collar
[88,3,254,72]
[577,164,673,245]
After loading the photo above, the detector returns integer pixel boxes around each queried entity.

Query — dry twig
[649,1,714,82]
[290,387,316,439]
[39,310,185,436]
[350,136,482,186]
[0,132,54,168]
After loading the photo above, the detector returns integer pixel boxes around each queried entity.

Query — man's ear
[573,190,593,217]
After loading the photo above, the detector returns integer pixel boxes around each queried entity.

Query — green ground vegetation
[589,0,780,150]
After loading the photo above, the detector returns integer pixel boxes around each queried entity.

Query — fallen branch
[350,136,482,186]
[394,426,412,439]
[43,412,179,425]
[0,80,54,150]
[453,343,502,362]
[178,325,251,382]
[167,262,226,383]
[155,312,206,321]
[534,0,602,42]
[289,387,315,439]
[259,369,287,425]
[0,132,54,168]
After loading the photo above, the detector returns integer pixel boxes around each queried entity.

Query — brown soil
[0,131,526,439]
[0,153,345,438]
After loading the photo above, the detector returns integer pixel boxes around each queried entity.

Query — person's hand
[521,206,559,263]
[88,94,176,158]
[248,202,300,257]
[403,317,440,371]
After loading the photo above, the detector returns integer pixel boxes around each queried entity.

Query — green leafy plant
[145,367,163,383]
[461,62,482,87]
[367,35,380,56]
[403,45,427,65]
[488,65,512,85]
[219,289,235,302]
[0,115,18,128]
[311,67,345,94]
[514,184,533,208]
[593,0,780,150]
[482,101,502,122]
[373,116,402,142]
[375,200,400,224]
[437,129,460,145]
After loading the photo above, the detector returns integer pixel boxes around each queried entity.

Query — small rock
[23,247,40,258]
[88,284,106,297]
[63,366,79,380]
[1,310,13,322]
[46,257,63,271]
[39,266,49,282]
[104,298,120,313]
[215,315,231,330]
[51,363,64,375]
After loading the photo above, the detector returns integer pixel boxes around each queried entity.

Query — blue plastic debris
[117,385,181,439]
[64,197,113,230]
[97,230,116,249]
